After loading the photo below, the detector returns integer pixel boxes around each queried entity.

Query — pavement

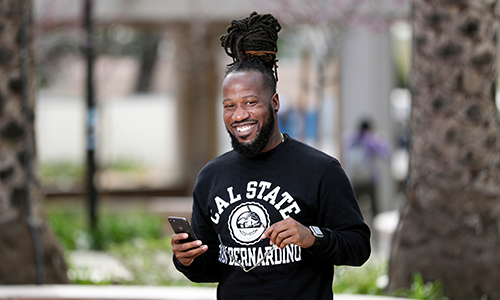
[0,285,408,300]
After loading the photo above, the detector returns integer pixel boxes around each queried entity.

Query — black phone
[168,216,198,243]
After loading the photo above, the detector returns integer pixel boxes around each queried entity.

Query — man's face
[222,71,279,158]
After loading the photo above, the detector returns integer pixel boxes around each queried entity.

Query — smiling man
[171,12,371,300]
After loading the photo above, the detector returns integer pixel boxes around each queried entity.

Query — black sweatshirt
[174,134,371,299]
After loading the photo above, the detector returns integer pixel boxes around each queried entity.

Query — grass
[104,160,146,173]
[40,162,84,179]
[39,160,146,192]
[40,162,84,191]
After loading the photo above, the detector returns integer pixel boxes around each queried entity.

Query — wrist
[309,226,324,248]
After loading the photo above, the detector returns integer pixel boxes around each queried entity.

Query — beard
[227,104,275,159]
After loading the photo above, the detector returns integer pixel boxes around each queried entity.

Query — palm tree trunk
[388,1,500,299]
[0,0,68,283]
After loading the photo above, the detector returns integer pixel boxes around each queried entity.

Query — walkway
[0,285,407,300]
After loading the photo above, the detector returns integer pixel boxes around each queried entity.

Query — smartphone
[168,216,198,243]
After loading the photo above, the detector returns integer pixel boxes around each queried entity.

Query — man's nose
[233,105,250,122]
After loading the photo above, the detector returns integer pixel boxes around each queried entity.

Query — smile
[236,124,255,133]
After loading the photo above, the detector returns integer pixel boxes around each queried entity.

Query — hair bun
[220,11,281,64]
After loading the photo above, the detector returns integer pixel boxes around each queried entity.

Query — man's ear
[272,93,280,113]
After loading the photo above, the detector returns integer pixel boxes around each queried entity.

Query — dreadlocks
[220,11,281,94]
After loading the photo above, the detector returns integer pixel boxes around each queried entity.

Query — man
[172,12,371,299]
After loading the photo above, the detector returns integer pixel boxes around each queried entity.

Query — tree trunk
[388,1,500,299]
[0,0,68,283]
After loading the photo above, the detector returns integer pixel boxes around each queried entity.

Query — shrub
[47,208,163,250]
[334,257,386,295]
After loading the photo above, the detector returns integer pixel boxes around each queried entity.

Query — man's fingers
[172,238,208,266]
[176,243,207,257]
[274,230,294,249]
[274,222,301,248]
[268,221,292,247]
[171,233,203,249]
[261,223,276,240]
[180,239,202,249]
[171,233,208,266]
[260,220,286,244]
[171,233,189,244]
[261,218,312,249]
[176,244,208,266]
[172,238,203,254]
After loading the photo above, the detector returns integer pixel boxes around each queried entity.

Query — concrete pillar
[170,22,224,194]
[340,27,397,213]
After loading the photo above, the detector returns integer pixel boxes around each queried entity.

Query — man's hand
[261,218,316,249]
[171,233,208,266]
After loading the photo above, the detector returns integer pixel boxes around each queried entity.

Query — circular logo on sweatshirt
[228,202,270,246]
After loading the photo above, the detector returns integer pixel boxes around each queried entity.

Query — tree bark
[388,1,500,299]
[0,0,68,283]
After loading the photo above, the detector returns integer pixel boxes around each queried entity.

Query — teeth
[237,125,253,132]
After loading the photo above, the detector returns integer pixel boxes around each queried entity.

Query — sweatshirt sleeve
[172,190,222,283]
[307,160,371,266]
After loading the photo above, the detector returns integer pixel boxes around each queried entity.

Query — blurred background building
[33,0,411,220]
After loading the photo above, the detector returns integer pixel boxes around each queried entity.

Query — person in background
[342,119,392,218]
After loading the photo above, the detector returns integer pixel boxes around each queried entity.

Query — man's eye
[224,104,234,109]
